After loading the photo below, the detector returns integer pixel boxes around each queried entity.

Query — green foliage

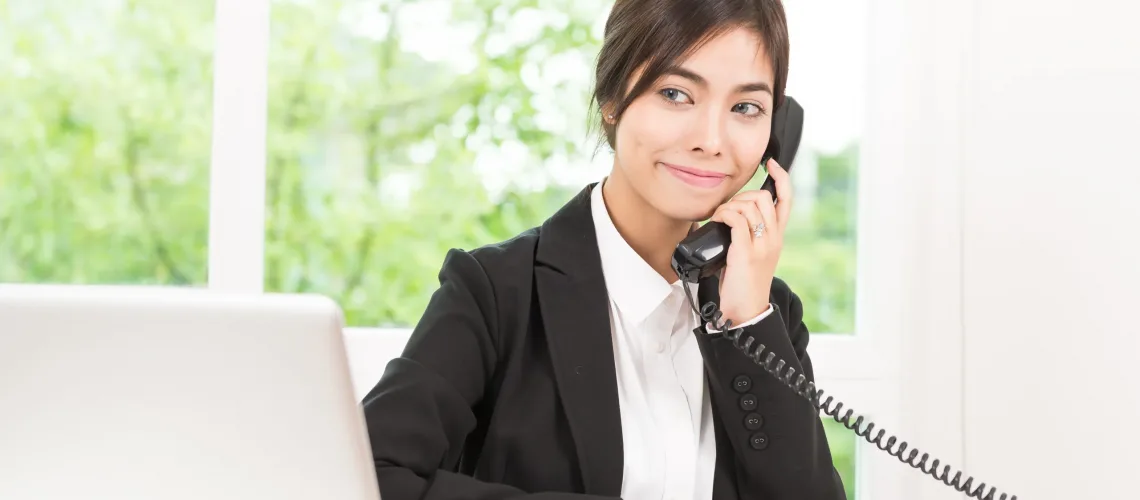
[0,0,214,285]
[823,418,858,500]
[1,0,859,492]
[264,0,610,326]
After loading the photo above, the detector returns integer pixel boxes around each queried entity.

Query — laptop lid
[0,285,381,500]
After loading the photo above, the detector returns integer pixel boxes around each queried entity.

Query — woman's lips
[661,162,727,188]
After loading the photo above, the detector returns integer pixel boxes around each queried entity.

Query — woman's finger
[713,209,754,251]
[731,189,775,211]
[767,159,794,231]
[719,200,764,240]
[753,190,778,242]
[727,190,777,238]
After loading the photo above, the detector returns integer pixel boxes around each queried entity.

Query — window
[764,0,866,335]
[0,0,215,285]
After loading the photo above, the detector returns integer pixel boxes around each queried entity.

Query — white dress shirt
[589,181,773,500]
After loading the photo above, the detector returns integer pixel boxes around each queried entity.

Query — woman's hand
[707,158,794,326]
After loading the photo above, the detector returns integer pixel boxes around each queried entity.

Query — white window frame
[204,0,969,498]
[207,0,269,294]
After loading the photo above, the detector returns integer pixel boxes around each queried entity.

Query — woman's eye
[660,88,692,104]
[733,102,765,117]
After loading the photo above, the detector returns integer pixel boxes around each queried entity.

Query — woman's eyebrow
[663,66,772,95]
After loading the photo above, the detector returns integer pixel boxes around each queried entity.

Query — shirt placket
[643,290,698,500]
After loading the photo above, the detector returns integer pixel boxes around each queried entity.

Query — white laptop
[0,284,382,500]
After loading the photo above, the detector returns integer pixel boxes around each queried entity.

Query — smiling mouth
[660,162,727,188]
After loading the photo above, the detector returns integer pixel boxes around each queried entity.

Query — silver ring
[752,222,766,238]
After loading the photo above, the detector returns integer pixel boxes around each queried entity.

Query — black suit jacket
[360,184,846,500]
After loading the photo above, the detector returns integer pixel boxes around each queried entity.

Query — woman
[360,0,846,498]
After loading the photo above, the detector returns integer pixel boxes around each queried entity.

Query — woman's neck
[600,168,695,283]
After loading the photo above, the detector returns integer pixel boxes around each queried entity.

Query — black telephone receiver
[672,97,1017,500]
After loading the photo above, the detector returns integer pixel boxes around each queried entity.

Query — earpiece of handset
[759,95,804,202]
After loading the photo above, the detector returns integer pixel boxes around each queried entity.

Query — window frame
[207,0,269,294]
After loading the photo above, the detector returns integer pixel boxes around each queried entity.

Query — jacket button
[732,375,752,393]
[749,432,769,450]
[744,412,764,430]
[739,394,758,411]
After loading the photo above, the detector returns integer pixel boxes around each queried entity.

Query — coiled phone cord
[680,285,1018,500]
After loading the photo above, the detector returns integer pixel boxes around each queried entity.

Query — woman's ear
[601,102,617,124]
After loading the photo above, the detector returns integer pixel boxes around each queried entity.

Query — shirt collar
[590,179,679,326]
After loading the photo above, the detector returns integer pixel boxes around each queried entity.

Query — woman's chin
[659,203,719,224]
[638,181,723,223]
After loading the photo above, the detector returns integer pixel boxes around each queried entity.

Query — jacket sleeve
[748,280,847,500]
[706,276,847,500]
[359,249,621,500]
[782,286,848,500]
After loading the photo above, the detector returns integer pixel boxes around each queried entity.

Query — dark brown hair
[591,0,790,149]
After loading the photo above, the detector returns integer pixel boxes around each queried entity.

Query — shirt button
[739,394,758,411]
[655,341,666,353]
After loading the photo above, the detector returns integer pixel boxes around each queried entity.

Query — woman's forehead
[674,28,774,88]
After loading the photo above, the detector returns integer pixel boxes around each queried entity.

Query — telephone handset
[672,97,1017,500]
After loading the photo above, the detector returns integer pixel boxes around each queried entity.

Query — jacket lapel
[533,183,624,496]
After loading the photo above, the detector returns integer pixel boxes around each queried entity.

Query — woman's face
[609,26,775,222]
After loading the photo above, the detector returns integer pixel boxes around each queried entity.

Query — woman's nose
[688,106,726,156]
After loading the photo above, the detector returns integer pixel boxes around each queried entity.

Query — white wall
[964,1,1140,498]
[900,0,1140,498]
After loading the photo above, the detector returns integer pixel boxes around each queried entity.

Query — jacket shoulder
[771,276,794,302]
[430,226,541,314]
[444,227,541,336]
[770,275,804,322]
[464,226,541,278]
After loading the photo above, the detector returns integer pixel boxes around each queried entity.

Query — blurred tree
[0,0,214,285]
